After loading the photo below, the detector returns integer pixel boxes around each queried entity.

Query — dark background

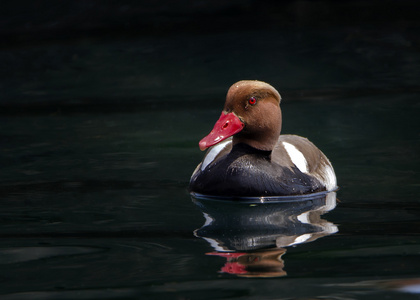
[1,0,419,111]
[2,1,419,43]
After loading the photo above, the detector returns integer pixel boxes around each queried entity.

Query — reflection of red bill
[221,262,247,275]
[206,249,287,277]
[206,252,248,275]
[199,112,244,151]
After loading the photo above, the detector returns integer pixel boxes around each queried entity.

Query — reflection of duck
[194,192,337,252]
[193,192,338,277]
[189,80,337,197]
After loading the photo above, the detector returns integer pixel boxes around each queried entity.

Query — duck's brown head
[199,80,282,151]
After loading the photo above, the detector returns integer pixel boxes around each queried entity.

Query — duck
[189,80,337,197]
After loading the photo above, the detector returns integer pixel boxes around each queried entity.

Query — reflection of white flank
[312,192,337,214]
[201,237,229,252]
[202,212,213,226]
[324,223,339,234]
[282,142,308,173]
[292,234,312,245]
[325,192,337,211]
[201,139,231,171]
[297,212,310,224]
[296,192,338,236]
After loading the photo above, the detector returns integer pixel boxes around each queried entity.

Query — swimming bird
[189,80,337,197]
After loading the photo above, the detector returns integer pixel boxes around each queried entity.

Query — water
[1,4,420,299]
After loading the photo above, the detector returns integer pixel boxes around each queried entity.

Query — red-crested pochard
[189,80,337,197]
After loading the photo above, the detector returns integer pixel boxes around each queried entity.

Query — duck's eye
[248,97,257,105]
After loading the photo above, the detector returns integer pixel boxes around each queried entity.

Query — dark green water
[1,3,420,299]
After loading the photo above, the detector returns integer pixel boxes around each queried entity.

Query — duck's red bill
[199,112,244,151]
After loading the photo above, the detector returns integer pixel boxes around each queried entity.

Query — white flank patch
[282,142,308,173]
[323,165,337,191]
[201,139,230,171]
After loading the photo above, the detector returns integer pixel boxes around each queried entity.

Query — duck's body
[189,80,337,197]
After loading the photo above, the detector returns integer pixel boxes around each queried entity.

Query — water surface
[1,5,420,299]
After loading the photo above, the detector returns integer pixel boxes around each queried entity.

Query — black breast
[189,143,325,197]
